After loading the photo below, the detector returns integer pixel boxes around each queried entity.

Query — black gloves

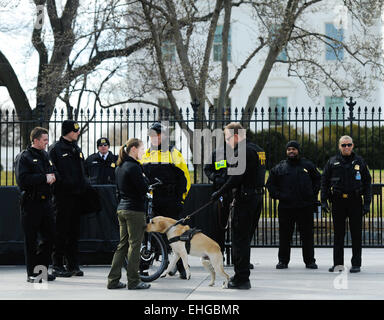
[363,203,370,215]
[321,201,330,213]
[214,176,226,186]
[210,191,221,202]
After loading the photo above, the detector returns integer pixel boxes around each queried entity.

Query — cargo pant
[107,210,146,288]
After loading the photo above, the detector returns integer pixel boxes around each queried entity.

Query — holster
[237,185,263,200]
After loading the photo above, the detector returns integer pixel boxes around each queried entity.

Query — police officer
[321,135,372,273]
[85,137,117,184]
[141,122,191,279]
[266,140,320,270]
[14,127,57,283]
[210,122,265,289]
[204,144,231,255]
[49,120,89,277]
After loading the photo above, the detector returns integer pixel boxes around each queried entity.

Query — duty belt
[333,192,359,199]
[24,191,50,201]
[240,186,264,196]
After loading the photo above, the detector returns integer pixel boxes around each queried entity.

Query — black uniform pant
[331,197,363,267]
[232,194,262,283]
[20,198,55,276]
[278,206,315,265]
[52,193,82,269]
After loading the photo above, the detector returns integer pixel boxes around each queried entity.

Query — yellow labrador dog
[147,216,229,288]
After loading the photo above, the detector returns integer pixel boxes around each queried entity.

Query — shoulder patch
[257,151,266,165]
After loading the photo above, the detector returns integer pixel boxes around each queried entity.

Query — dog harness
[168,228,202,254]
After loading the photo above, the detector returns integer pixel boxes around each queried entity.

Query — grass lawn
[0,171,16,186]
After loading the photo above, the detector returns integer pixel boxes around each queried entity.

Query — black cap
[62,120,80,136]
[286,140,300,152]
[148,122,164,135]
[97,137,110,147]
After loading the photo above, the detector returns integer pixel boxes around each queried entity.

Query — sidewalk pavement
[1,247,384,300]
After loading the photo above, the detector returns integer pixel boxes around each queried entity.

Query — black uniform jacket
[266,157,321,209]
[321,152,372,205]
[115,156,149,212]
[85,152,118,184]
[214,139,266,200]
[15,146,57,198]
[48,137,88,195]
[204,146,228,191]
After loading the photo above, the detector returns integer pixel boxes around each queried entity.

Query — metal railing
[1,98,383,247]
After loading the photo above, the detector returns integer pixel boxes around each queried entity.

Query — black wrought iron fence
[1,98,383,247]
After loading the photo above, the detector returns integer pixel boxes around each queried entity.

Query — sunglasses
[341,143,353,148]
[99,143,109,147]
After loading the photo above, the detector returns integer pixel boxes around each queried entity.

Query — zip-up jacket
[321,152,372,205]
[266,157,321,209]
[116,156,149,211]
[15,146,57,198]
[141,145,191,204]
[48,137,88,195]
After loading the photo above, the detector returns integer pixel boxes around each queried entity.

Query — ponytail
[116,138,142,166]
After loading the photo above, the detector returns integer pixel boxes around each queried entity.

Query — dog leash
[166,199,216,233]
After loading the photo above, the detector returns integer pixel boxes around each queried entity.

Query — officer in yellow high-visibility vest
[141,122,191,278]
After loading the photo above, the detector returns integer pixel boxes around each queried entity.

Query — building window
[324,96,344,122]
[269,97,287,125]
[325,23,344,61]
[213,25,231,62]
[161,40,176,62]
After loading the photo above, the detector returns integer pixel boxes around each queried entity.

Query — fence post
[346,97,356,137]
[191,98,200,183]
[35,102,45,128]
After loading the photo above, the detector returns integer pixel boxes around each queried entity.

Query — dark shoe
[227,279,251,290]
[328,265,344,272]
[27,276,42,283]
[107,282,126,289]
[276,262,288,269]
[52,267,72,277]
[67,268,84,276]
[128,282,151,290]
[47,274,56,281]
[350,266,361,273]
[306,263,318,269]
